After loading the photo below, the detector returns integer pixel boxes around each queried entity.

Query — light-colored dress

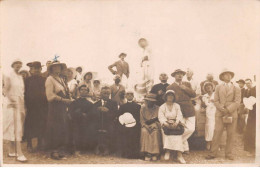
[202,93,216,141]
[158,103,184,152]
[3,70,25,142]
[140,105,162,154]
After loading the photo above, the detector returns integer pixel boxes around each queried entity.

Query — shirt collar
[174,81,182,85]
[223,82,232,87]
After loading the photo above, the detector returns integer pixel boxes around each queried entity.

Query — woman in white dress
[3,59,27,162]
[158,90,186,164]
[202,82,216,150]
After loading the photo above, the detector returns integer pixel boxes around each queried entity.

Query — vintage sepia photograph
[0,0,259,166]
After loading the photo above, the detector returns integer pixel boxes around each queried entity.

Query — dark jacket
[166,82,196,118]
[150,83,169,106]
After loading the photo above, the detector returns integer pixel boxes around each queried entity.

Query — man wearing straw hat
[206,69,240,160]
[166,69,196,154]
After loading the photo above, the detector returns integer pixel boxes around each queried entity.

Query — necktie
[225,83,229,93]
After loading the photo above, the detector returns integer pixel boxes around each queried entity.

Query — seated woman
[140,93,162,161]
[158,90,186,164]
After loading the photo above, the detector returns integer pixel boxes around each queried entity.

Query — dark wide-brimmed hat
[236,79,245,84]
[27,61,43,68]
[219,68,234,81]
[47,61,67,73]
[144,93,157,102]
[171,69,186,77]
[203,82,215,92]
[163,90,176,101]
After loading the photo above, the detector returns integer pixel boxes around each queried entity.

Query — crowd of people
[2,39,256,164]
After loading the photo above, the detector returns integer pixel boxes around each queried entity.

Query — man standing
[200,73,219,95]
[166,69,196,153]
[150,73,169,106]
[24,61,48,152]
[110,75,126,106]
[75,67,83,84]
[236,79,247,134]
[108,53,130,87]
[244,78,256,156]
[92,86,118,155]
[206,69,240,160]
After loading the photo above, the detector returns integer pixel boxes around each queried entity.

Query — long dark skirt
[44,101,70,153]
[24,103,48,140]
[244,108,256,153]
[117,124,141,159]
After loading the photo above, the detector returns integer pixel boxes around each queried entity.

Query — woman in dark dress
[45,61,73,160]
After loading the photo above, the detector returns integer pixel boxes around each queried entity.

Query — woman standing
[201,82,216,150]
[67,67,78,99]
[158,90,186,164]
[45,61,73,160]
[140,93,162,161]
[3,59,27,162]
[79,72,94,101]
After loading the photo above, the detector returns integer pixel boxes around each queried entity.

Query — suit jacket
[92,99,118,130]
[214,83,241,118]
[240,87,246,103]
[166,82,196,118]
[108,60,130,78]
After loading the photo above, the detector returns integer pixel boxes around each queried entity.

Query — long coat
[24,75,48,139]
[68,97,94,151]
[92,99,118,152]
[244,86,256,153]
[166,82,196,118]
[117,101,141,158]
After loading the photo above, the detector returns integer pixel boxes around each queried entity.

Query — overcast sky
[1,0,259,84]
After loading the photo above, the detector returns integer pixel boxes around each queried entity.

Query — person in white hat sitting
[206,69,241,160]
[117,90,141,159]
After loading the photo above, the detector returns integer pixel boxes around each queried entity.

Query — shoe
[206,143,211,151]
[51,152,61,160]
[205,155,216,160]
[17,155,28,162]
[246,152,255,157]
[8,153,18,157]
[225,155,234,160]
[164,152,170,161]
[177,155,186,164]
[144,156,151,161]
[152,156,158,161]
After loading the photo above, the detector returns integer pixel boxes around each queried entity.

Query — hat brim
[219,71,234,81]
[203,82,215,92]
[171,71,186,77]
[47,63,67,73]
[236,80,245,84]
[163,91,176,102]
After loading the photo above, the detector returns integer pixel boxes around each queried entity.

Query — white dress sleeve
[158,104,167,125]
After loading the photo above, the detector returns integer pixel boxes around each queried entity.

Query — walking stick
[13,105,18,161]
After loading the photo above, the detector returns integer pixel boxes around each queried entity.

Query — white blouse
[158,103,183,125]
